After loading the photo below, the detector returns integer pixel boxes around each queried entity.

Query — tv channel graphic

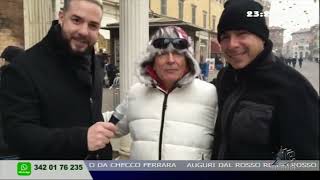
[0,160,319,179]
[0,160,92,179]
[17,162,32,176]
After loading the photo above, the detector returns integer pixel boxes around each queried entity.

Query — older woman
[106,26,218,160]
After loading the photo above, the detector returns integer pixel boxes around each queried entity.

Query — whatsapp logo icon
[17,162,32,176]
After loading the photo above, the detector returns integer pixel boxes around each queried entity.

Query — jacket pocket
[230,101,274,145]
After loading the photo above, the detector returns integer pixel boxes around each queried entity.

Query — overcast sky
[268,0,319,43]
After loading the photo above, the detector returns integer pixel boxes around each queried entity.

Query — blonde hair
[63,0,103,11]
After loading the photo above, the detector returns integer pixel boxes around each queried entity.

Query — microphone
[108,110,124,125]
[86,99,127,160]
[108,98,127,125]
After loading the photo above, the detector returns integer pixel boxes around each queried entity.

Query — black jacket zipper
[158,93,168,160]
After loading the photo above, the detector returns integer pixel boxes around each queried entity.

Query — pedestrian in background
[287,57,292,66]
[284,57,289,66]
[215,55,224,71]
[298,56,304,68]
[199,56,209,81]
[0,45,24,159]
[292,57,297,68]
[212,0,318,160]
[104,26,218,160]
[105,60,118,87]
[0,46,24,79]
[0,0,116,159]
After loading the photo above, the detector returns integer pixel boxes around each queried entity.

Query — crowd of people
[281,57,301,68]
[0,0,318,160]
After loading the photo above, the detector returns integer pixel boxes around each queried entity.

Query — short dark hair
[63,0,103,12]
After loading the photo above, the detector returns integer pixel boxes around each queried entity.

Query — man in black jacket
[0,0,116,159]
[212,0,319,160]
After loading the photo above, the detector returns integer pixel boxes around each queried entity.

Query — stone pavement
[102,88,119,112]
[294,60,319,94]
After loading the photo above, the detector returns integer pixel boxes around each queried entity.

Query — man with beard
[212,0,318,160]
[0,0,116,159]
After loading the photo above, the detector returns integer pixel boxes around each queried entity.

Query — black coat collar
[42,20,94,65]
[41,20,96,88]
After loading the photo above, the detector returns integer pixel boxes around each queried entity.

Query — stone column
[23,0,54,49]
[117,0,149,159]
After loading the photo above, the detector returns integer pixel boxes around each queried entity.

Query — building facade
[309,24,319,62]
[0,0,24,53]
[0,0,118,55]
[255,0,270,26]
[291,28,313,59]
[149,0,225,60]
[269,26,285,57]
[1,0,273,58]
[283,40,293,59]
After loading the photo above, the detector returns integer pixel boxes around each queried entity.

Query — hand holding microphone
[87,121,117,151]
[87,98,127,152]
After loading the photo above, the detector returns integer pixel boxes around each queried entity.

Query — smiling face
[58,0,102,55]
[219,30,265,69]
[153,51,189,90]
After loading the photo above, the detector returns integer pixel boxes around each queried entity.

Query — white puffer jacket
[105,37,218,159]
[114,79,218,160]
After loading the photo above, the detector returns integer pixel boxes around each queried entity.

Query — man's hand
[87,122,117,151]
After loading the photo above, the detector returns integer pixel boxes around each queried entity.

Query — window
[192,5,196,24]
[203,11,207,28]
[212,15,216,31]
[161,0,167,15]
[179,0,184,20]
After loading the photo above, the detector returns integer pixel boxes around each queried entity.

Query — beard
[60,29,93,57]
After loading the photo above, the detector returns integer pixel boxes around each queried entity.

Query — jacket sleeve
[0,64,89,159]
[276,82,319,160]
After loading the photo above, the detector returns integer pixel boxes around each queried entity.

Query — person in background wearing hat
[0,46,24,159]
[0,46,24,67]
[0,46,25,80]
[0,0,116,159]
[212,0,318,160]
[104,26,218,160]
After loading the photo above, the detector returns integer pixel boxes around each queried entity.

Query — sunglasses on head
[152,38,189,50]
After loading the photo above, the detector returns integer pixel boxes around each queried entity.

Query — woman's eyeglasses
[152,38,189,50]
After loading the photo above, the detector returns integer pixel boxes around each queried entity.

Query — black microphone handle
[109,115,120,125]
[86,116,119,160]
